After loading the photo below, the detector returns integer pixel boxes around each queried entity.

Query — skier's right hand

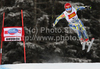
[52,23,55,27]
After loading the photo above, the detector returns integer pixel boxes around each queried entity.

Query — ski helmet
[64,3,72,9]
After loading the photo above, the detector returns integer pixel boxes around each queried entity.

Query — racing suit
[54,6,89,42]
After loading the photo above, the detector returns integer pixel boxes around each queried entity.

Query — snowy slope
[0,63,100,69]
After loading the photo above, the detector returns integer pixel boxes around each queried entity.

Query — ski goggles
[66,7,72,11]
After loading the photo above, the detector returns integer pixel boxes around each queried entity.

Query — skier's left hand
[85,6,92,9]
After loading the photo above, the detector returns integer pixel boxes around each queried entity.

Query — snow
[0,63,100,69]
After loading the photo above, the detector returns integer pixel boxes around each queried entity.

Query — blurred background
[0,0,100,64]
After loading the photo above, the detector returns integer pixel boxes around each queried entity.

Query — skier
[53,3,94,52]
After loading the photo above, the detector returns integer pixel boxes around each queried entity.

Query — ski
[87,38,94,52]
[82,41,86,50]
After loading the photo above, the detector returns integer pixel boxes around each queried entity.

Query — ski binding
[82,38,94,52]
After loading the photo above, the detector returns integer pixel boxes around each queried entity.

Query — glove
[85,6,92,9]
[52,23,55,27]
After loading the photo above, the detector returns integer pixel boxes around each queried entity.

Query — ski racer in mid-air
[53,3,94,52]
